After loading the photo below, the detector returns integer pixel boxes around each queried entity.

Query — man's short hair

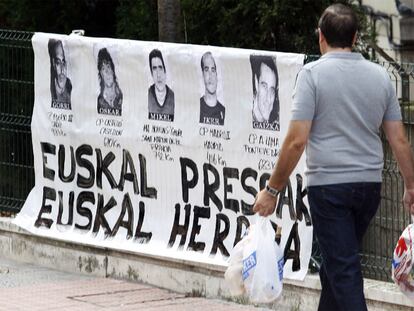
[149,49,166,73]
[200,51,216,71]
[250,55,278,97]
[318,3,358,48]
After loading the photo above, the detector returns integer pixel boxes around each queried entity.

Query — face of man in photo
[100,61,114,88]
[255,63,276,121]
[53,44,67,89]
[202,54,217,96]
[151,57,166,92]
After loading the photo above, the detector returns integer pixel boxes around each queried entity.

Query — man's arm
[382,120,414,214]
[253,120,312,216]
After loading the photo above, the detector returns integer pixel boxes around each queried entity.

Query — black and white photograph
[250,54,279,131]
[148,49,175,122]
[96,47,123,116]
[199,52,225,126]
[48,39,72,110]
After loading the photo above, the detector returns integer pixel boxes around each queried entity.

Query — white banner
[14,33,312,280]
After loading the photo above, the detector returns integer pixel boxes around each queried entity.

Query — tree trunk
[157,0,183,42]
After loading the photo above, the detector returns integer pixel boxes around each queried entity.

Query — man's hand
[403,187,414,215]
[253,189,278,217]
[252,120,310,217]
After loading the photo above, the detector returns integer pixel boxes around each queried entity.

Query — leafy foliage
[0,0,372,55]
[116,0,158,41]
[0,0,119,37]
[180,0,330,53]
[179,0,372,54]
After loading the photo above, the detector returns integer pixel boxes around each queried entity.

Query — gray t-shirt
[292,52,401,186]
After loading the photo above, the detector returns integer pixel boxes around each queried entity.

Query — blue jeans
[308,182,381,311]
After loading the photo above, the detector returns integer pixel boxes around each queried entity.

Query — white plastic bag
[224,229,251,296]
[392,223,414,299]
[242,216,284,303]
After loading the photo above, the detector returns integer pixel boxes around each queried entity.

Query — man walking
[253,3,414,311]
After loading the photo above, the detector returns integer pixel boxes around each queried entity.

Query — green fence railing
[1,28,413,282]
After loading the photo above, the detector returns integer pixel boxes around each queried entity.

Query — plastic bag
[225,215,284,303]
[392,223,414,299]
[224,228,251,296]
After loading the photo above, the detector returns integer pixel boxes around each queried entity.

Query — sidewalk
[0,257,264,311]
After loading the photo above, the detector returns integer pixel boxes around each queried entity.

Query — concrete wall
[0,218,413,311]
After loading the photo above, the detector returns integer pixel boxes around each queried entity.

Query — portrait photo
[250,54,280,131]
[199,51,225,126]
[96,47,123,116]
[48,39,72,110]
[147,49,175,122]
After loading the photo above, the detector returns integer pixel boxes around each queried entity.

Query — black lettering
[75,191,94,231]
[240,168,258,215]
[295,174,312,226]
[210,213,230,257]
[58,145,75,182]
[149,112,174,122]
[223,167,239,213]
[139,154,157,198]
[41,142,56,181]
[259,172,270,190]
[134,201,152,243]
[187,206,210,252]
[93,194,116,236]
[276,179,296,220]
[233,216,250,246]
[180,158,198,203]
[168,203,191,249]
[270,220,281,244]
[284,222,301,271]
[252,120,279,131]
[96,148,118,190]
[76,145,95,189]
[35,186,56,228]
[99,107,121,116]
[56,191,74,226]
[118,150,139,194]
[203,163,222,211]
[112,193,133,238]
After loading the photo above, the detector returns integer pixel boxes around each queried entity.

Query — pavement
[0,257,265,311]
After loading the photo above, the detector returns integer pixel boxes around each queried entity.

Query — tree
[180,0,371,55]
[0,0,119,37]
[0,0,373,56]
[116,0,371,55]
[157,0,184,42]
[116,0,158,41]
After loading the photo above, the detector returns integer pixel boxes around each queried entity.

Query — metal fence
[304,55,414,281]
[1,29,413,282]
[362,61,414,281]
[0,29,34,215]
